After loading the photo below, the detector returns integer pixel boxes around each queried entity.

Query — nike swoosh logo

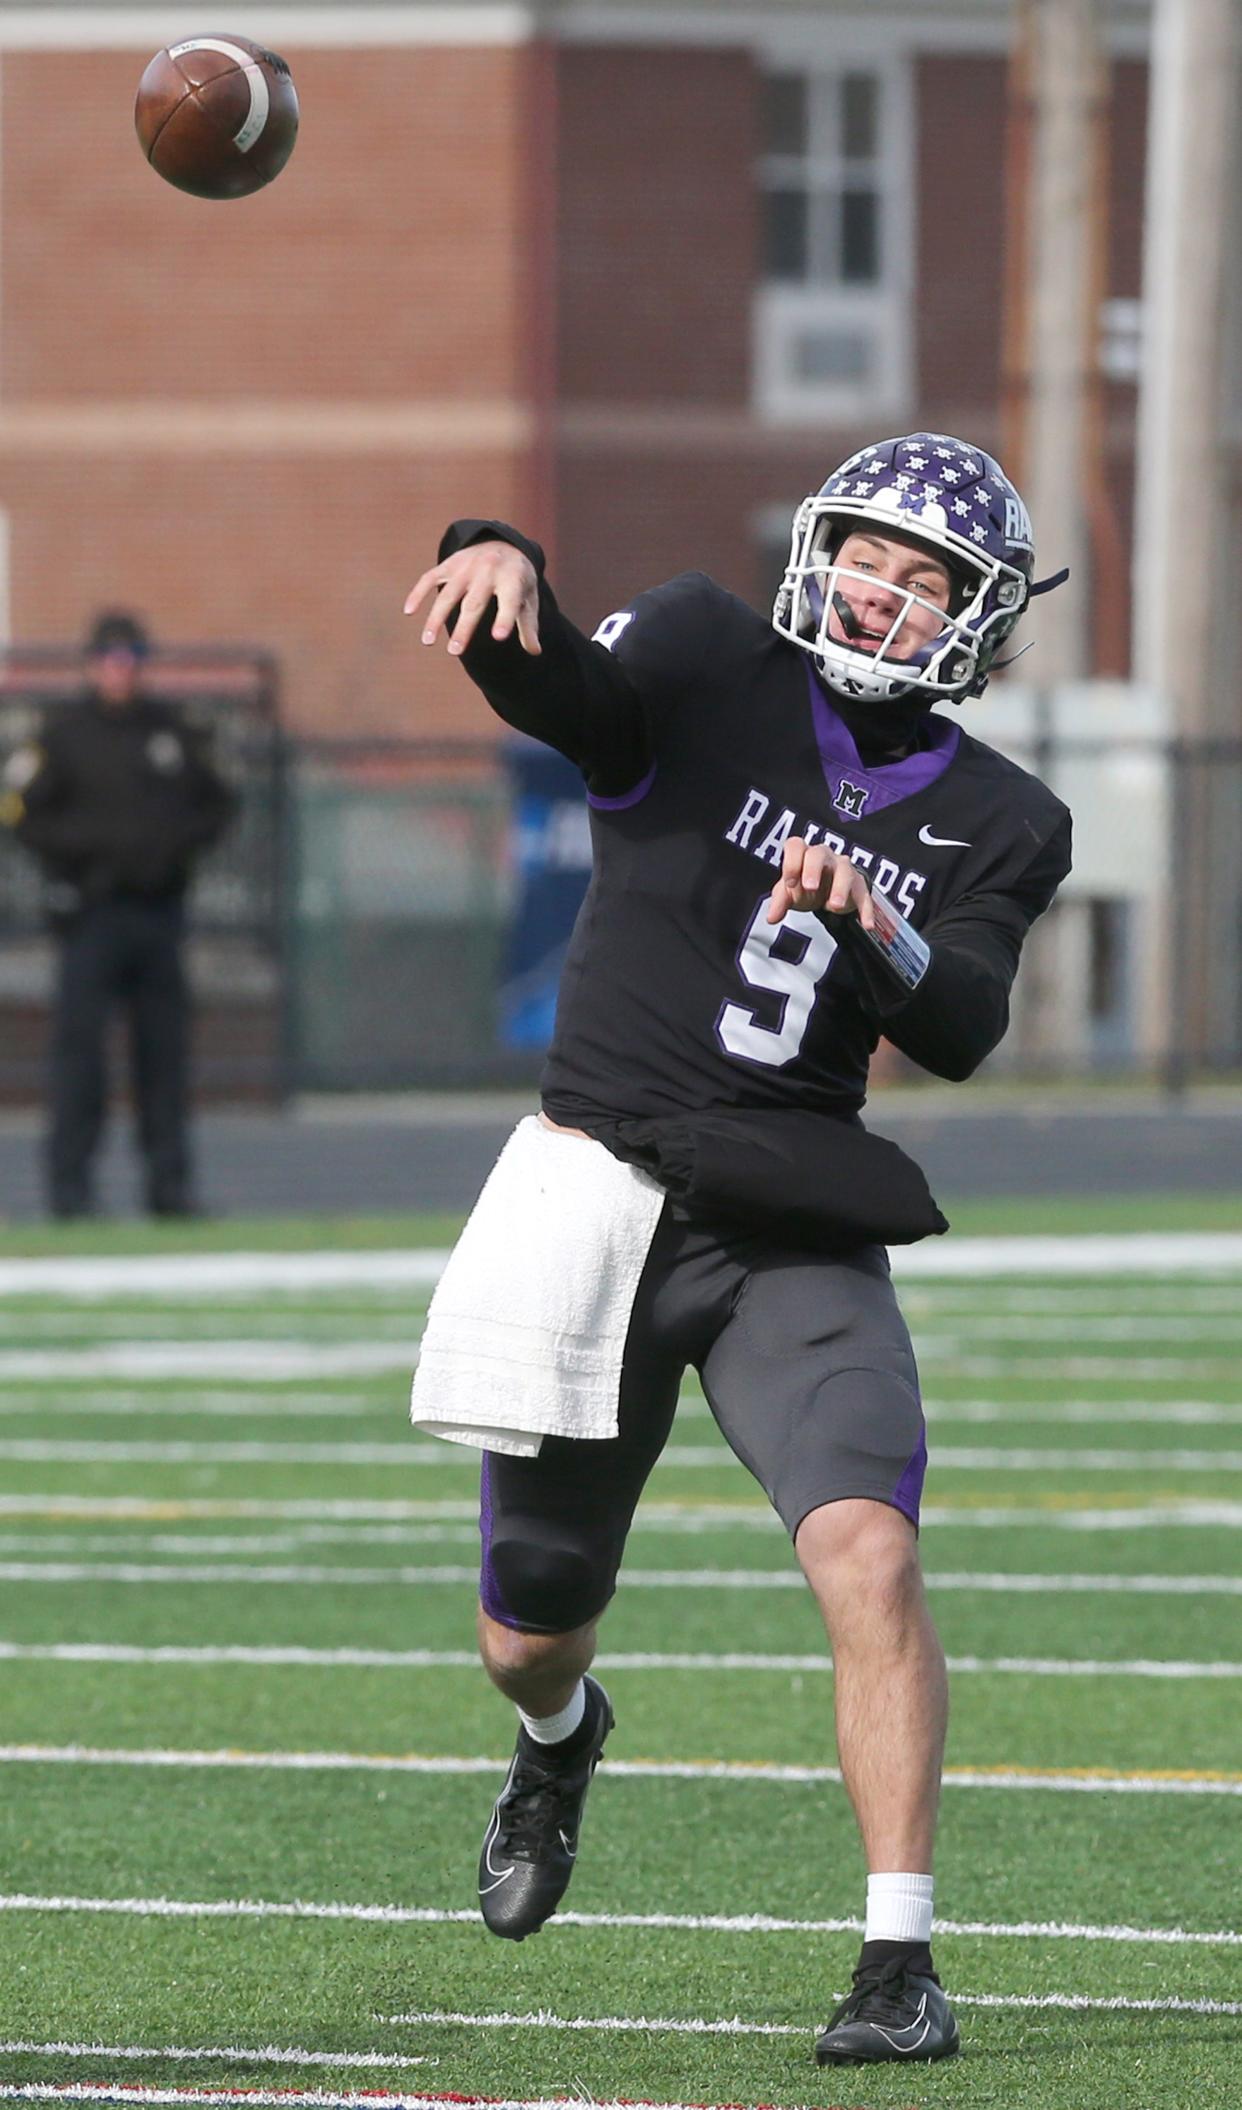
[918,825,971,848]
[558,1829,578,1858]
[868,1996,931,2054]
[478,1809,516,1894]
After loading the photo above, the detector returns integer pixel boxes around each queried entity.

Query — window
[754,59,912,425]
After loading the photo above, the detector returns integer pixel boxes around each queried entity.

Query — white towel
[410,1115,667,1457]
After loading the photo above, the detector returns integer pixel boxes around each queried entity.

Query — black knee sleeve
[485,1529,612,1634]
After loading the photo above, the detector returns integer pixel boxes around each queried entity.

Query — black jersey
[443,520,1072,1129]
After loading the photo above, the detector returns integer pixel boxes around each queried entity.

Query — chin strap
[1029,566,1070,597]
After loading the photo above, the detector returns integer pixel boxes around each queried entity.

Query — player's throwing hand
[768,837,876,930]
[405,541,542,658]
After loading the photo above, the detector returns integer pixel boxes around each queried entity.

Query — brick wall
[0,42,535,736]
[0,25,1171,734]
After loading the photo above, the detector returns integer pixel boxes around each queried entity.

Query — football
[134,34,299,199]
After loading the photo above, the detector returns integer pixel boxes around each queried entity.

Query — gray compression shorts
[479,1201,926,1635]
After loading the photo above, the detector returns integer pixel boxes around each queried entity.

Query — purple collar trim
[587,761,658,812]
[806,665,959,818]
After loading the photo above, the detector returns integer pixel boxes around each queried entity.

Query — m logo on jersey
[834,779,870,820]
[592,610,635,653]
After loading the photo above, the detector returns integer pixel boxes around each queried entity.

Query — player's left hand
[767,838,876,929]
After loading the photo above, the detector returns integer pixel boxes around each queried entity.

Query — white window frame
[753,41,915,428]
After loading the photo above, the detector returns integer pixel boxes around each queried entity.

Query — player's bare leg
[475,1607,614,1940]
[795,1498,958,2064]
[477,1605,598,1713]
[795,1498,947,1867]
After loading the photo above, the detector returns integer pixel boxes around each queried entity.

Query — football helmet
[773,432,1037,705]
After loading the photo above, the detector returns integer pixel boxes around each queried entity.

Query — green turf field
[0,1198,1240,2110]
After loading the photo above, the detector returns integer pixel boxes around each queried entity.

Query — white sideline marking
[4,1435,1242,1470]
[2,1232,1241,1296]
[2,1744,1240,1795]
[0,1892,1238,1946]
[2,1560,1240,1594]
[4,1640,1241,1681]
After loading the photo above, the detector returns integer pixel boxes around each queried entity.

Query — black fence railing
[2,716,1240,1098]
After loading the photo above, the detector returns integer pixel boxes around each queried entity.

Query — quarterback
[406,433,1072,2066]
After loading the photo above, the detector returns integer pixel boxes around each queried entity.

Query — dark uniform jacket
[2,690,236,920]
[443,519,1074,1247]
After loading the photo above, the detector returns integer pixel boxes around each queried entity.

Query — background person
[0,610,236,1219]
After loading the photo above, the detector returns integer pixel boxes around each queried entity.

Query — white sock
[864,1872,934,1946]
[518,1679,586,1746]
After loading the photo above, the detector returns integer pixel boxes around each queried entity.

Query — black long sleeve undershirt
[439,518,657,796]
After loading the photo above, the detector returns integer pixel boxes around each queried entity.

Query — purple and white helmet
[773,432,1036,705]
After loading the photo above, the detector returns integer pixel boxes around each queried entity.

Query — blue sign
[499,738,592,1048]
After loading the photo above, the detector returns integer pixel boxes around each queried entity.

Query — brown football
[135,34,298,199]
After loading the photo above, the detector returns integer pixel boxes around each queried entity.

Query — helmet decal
[773,432,1037,706]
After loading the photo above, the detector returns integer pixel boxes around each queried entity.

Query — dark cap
[85,610,151,659]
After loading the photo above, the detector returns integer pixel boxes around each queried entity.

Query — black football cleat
[477,1674,614,1940]
[815,1955,960,2066]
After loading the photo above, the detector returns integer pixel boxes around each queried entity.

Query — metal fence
[3,713,1241,1098]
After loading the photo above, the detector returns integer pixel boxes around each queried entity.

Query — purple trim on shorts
[587,761,658,812]
[891,1426,928,1528]
[806,665,960,818]
[478,1452,521,1628]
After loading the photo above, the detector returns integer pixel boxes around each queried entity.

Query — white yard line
[1,1492,1239,1530]
[0,1348,415,1380]
[0,1744,1239,1795]
[0,1893,1236,1945]
[914,1316,1242,1340]
[5,1348,1240,1383]
[923,1358,1242,1380]
[3,1640,1240,1679]
[0,1527,480,1555]
[5,1339,1242,1385]
[1,1560,1239,1593]
[3,1233,1242,1297]
[0,2088,681,2110]
[925,1401,1242,1426]
[4,1436,1242,1470]
[24,1390,1242,1429]
[0,1392,380,1419]
[0,1253,449,1298]
[382,1994,1242,2033]
[0,2093,576,2110]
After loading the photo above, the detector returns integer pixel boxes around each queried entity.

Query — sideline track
[4,1230,1242,1296]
